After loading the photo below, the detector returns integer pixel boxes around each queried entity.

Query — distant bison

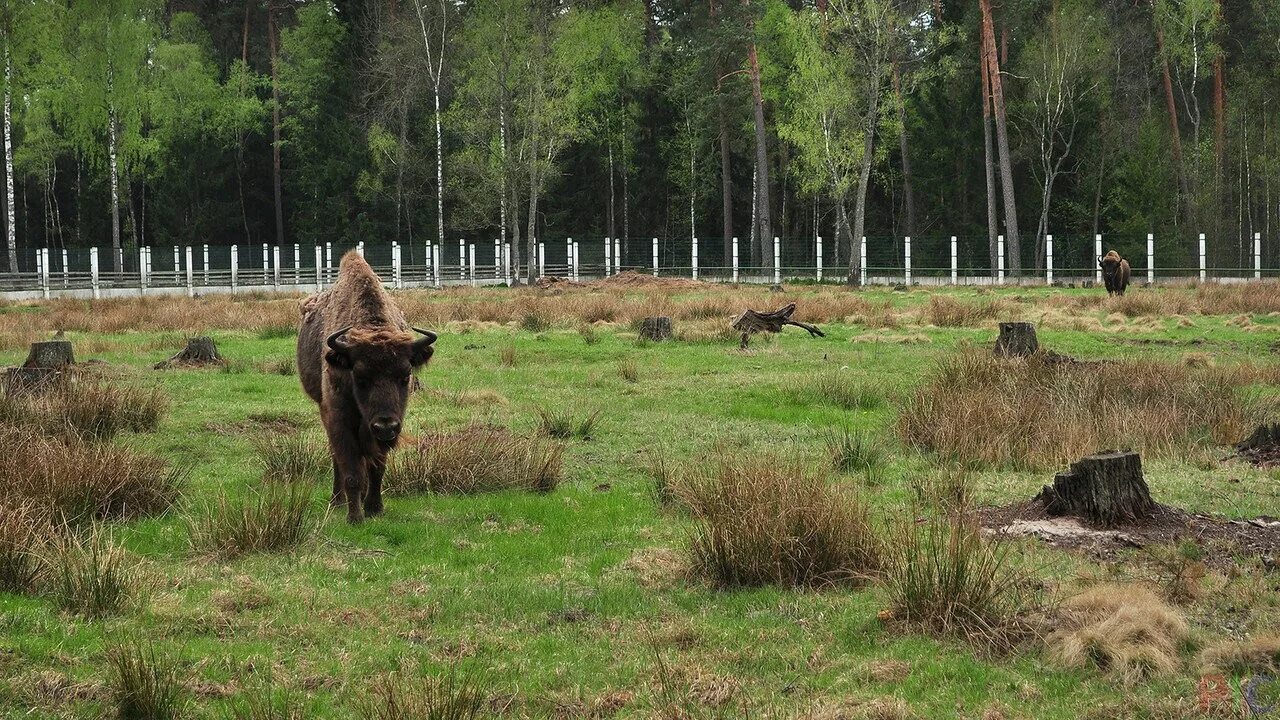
[1099,250,1131,296]
[297,252,437,523]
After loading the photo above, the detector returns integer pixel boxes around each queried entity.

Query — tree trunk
[981,0,1020,276]
[1152,6,1190,205]
[718,100,733,265]
[3,43,15,273]
[1212,0,1225,189]
[1036,451,1154,526]
[269,7,285,246]
[433,86,445,251]
[982,32,999,277]
[850,74,879,283]
[892,62,916,238]
[607,125,616,243]
[748,43,773,266]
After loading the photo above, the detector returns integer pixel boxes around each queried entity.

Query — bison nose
[371,418,401,440]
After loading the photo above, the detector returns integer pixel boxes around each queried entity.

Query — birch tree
[413,0,453,259]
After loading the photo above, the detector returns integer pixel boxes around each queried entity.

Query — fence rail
[1,233,1275,299]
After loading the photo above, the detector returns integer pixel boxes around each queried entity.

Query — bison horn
[412,327,438,345]
[326,326,354,352]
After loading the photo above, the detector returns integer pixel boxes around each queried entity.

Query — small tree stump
[23,340,75,369]
[1036,451,1153,526]
[638,316,673,342]
[154,336,226,369]
[994,322,1039,358]
[731,303,825,349]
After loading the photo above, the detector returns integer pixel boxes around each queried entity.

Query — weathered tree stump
[994,322,1039,358]
[731,303,825,349]
[154,336,226,369]
[638,316,673,342]
[1235,424,1280,467]
[23,340,75,369]
[1036,451,1153,526]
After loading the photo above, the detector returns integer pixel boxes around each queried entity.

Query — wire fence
[1,233,1275,298]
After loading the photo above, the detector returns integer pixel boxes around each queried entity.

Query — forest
[0,0,1278,279]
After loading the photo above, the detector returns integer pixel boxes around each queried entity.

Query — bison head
[1099,252,1122,277]
[325,326,436,443]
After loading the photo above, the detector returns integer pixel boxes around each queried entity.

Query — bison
[297,251,437,523]
[1099,250,1131,296]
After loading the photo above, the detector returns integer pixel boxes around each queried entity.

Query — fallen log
[731,303,825,349]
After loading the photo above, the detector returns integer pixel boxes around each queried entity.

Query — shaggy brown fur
[1099,250,1132,296]
[297,252,436,523]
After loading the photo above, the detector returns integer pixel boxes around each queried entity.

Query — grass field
[2,280,1279,719]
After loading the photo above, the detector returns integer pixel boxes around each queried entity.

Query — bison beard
[297,252,437,523]
[1099,250,1131,296]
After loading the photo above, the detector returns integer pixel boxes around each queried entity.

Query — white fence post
[732,237,739,283]
[139,247,148,293]
[90,247,100,299]
[203,244,209,285]
[997,235,1005,284]
[652,237,659,277]
[773,236,781,285]
[860,236,867,286]
[493,239,501,281]
[604,237,612,276]
[314,245,323,288]
[816,235,823,282]
[392,242,402,289]
[273,245,281,289]
[39,248,49,299]
[261,243,269,284]
[904,236,912,285]
[1152,233,1162,283]
[950,236,958,284]
[325,242,332,283]
[115,247,123,277]
[469,243,476,286]
[504,243,512,286]
[692,236,699,280]
[538,241,545,279]
[185,246,193,297]
[613,237,621,273]
[357,241,365,259]
[1199,232,1207,283]
[1095,234,1103,284]
[230,245,238,292]
[1254,232,1262,280]
[61,248,68,288]
[565,238,573,278]
[458,238,465,280]
[433,244,441,287]
[572,240,580,281]
[293,243,300,283]
[1045,234,1054,285]
[173,246,179,285]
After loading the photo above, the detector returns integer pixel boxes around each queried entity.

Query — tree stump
[731,303,825,349]
[638,317,673,342]
[1035,451,1153,526]
[994,322,1039,358]
[154,336,226,369]
[23,340,75,369]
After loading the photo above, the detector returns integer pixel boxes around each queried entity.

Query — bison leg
[330,461,344,507]
[366,459,385,516]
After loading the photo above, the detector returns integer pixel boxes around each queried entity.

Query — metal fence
[0,232,1275,299]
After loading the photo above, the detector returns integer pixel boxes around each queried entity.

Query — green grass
[0,284,1277,718]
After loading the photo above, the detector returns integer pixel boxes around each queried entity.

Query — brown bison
[1099,250,1131,296]
[297,252,437,523]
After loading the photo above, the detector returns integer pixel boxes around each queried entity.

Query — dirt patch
[205,412,310,435]
[594,270,705,290]
[977,501,1280,566]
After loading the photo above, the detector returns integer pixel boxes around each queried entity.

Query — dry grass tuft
[0,376,167,442]
[883,511,1035,649]
[186,479,321,559]
[0,425,184,521]
[45,524,139,617]
[1197,634,1280,676]
[499,343,518,367]
[1048,583,1187,683]
[898,350,1260,469]
[923,296,1006,327]
[536,408,599,440]
[0,504,50,593]
[802,370,887,411]
[670,453,880,588]
[106,639,187,720]
[824,428,889,484]
[358,671,485,720]
[426,387,510,408]
[616,358,639,383]
[253,433,328,484]
[386,425,563,495]
[228,678,311,720]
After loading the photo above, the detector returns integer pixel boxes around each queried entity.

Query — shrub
[359,671,485,720]
[1048,583,1187,683]
[825,428,888,483]
[804,371,886,411]
[0,426,184,521]
[45,525,138,618]
[616,358,639,383]
[898,350,1260,470]
[385,425,562,495]
[883,511,1034,648]
[106,639,187,720]
[0,504,48,593]
[673,454,880,588]
[253,433,328,484]
[187,480,320,559]
[536,408,599,440]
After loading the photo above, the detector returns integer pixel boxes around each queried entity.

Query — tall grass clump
[1048,583,1188,683]
[106,639,187,720]
[536,408,600,440]
[358,671,485,720]
[187,480,320,559]
[923,296,1004,327]
[883,511,1035,648]
[386,425,563,495]
[229,679,311,720]
[616,358,639,383]
[825,427,889,483]
[673,454,880,588]
[46,525,138,617]
[0,426,184,521]
[0,504,49,593]
[253,433,328,483]
[1,377,168,441]
[898,349,1259,470]
[803,371,886,411]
